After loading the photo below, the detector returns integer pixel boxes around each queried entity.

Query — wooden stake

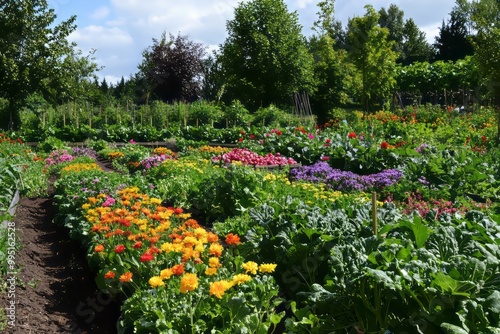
[372,192,378,236]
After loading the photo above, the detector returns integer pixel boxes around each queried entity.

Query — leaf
[440,323,469,334]
[431,272,473,297]
[399,215,432,248]
[485,290,500,314]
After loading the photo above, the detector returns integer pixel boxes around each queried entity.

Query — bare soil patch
[1,176,119,334]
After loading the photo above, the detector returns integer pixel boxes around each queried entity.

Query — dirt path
[1,172,119,333]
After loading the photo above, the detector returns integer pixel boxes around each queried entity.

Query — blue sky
[47,0,456,84]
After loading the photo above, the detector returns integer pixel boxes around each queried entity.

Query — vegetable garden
[1,106,500,333]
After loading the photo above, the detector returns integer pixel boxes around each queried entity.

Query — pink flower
[129,139,136,144]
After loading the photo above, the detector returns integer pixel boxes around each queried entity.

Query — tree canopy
[0,0,98,129]
[217,0,315,110]
[138,32,207,103]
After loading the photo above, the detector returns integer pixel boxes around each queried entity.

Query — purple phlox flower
[415,143,428,153]
[290,161,403,191]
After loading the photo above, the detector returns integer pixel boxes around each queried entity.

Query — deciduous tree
[139,32,207,103]
[346,5,398,112]
[0,0,98,129]
[217,0,315,110]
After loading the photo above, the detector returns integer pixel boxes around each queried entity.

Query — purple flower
[290,161,403,191]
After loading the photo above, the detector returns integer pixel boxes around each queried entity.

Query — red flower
[133,241,143,249]
[174,208,183,215]
[325,138,331,143]
[321,156,330,161]
[140,252,154,262]
[114,245,125,253]
[249,134,255,139]
[172,264,185,276]
[225,233,241,245]
[380,141,389,149]
[348,132,357,139]
[482,135,487,144]
[238,137,244,142]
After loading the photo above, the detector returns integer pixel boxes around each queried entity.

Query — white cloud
[66,0,456,81]
[69,25,133,48]
[91,6,110,20]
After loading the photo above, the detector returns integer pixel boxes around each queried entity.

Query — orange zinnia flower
[225,233,241,245]
[209,280,232,299]
[119,272,133,283]
[94,244,105,253]
[104,271,115,279]
[171,264,184,276]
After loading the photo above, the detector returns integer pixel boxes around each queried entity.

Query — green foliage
[0,0,98,130]
[218,0,315,110]
[346,5,399,112]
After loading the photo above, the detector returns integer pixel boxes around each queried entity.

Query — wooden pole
[372,192,378,236]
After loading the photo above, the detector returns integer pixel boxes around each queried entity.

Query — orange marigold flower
[149,276,164,288]
[209,280,232,299]
[185,219,200,228]
[94,244,105,253]
[171,264,184,276]
[259,263,277,273]
[180,273,199,293]
[209,243,223,257]
[207,232,219,243]
[242,261,258,275]
[120,271,133,283]
[133,241,143,249]
[104,271,115,279]
[225,233,241,245]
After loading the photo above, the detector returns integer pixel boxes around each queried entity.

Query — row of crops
[2,106,500,333]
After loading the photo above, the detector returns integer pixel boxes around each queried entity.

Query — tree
[139,32,207,103]
[401,18,434,65]
[0,0,98,129]
[434,2,474,61]
[470,0,500,144]
[346,5,398,112]
[218,0,315,110]
[308,0,355,122]
[378,4,433,64]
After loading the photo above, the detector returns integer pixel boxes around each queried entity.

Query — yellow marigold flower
[182,236,198,247]
[232,274,252,285]
[193,227,207,240]
[259,263,277,274]
[148,276,165,288]
[205,267,217,276]
[242,261,258,275]
[82,203,91,210]
[97,193,106,199]
[150,198,162,205]
[160,268,173,280]
[209,257,221,268]
[209,243,223,257]
[209,280,232,299]
[194,244,204,253]
[180,273,199,293]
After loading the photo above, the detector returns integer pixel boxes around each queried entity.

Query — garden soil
[1,160,120,334]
